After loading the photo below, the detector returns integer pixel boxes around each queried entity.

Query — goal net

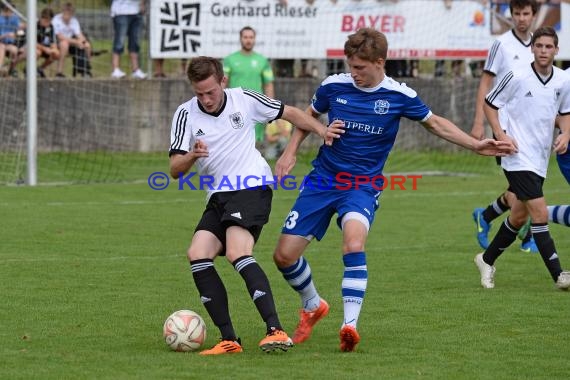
[1,0,567,184]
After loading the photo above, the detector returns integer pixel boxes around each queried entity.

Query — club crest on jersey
[374,99,390,114]
[229,112,244,129]
[554,88,561,101]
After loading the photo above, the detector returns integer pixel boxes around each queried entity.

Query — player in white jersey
[474,27,570,290]
[271,28,516,352]
[168,57,343,355]
[471,0,539,253]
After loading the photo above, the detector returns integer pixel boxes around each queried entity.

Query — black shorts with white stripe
[504,170,545,201]
[194,187,273,253]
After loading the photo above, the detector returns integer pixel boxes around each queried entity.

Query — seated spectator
[0,1,22,77]
[24,8,60,78]
[264,119,292,160]
[52,2,92,77]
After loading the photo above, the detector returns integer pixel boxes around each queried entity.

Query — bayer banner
[149,0,570,60]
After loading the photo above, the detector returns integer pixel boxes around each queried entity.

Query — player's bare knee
[273,248,287,267]
[186,247,196,261]
[273,246,297,268]
[224,249,249,263]
[187,246,215,261]
[507,215,527,230]
[502,191,516,208]
[343,239,365,253]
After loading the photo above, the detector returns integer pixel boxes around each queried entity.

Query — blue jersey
[311,73,431,186]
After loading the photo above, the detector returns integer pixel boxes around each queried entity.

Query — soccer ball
[163,310,207,352]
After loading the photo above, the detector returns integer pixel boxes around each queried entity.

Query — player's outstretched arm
[276,107,315,178]
[421,114,516,156]
[281,105,344,144]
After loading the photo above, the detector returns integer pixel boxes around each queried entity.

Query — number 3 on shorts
[284,211,299,229]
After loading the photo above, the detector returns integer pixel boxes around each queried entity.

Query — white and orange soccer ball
[163,310,207,352]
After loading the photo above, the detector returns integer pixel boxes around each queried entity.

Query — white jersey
[484,30,534,129]
[484,29,533,80]
[486,64,570,177]
[169,88,283,199]
[52,14,81,39]
[110,0,140,17]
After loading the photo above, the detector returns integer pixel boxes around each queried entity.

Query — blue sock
[342,252,367,328]
[548,205,570,227]
[279,257,321,311]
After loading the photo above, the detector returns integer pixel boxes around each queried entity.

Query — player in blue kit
[271,27,516,352]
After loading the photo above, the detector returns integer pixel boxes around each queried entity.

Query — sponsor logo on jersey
[374,99,390,114]
[196,129,205,136]
[525,91,532,97]
[336,97,348,104]
[229,112,244,129]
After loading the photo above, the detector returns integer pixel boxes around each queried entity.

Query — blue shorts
[557,150,570,185]
[281,183,381,241]
[112,14,143,54]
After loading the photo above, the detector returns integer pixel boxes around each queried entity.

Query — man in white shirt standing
[475,26,570,291]
[169,56,343,355]
[110,0,146,79]
[52,2,91,77]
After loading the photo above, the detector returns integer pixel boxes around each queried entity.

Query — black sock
[190,259,237,341]
[233,255,282,334]
[531,223,563,282]
[482,194,510,223]
[483,218,518,265]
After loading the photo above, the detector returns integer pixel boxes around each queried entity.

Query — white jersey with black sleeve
[484,30,533,129]
[485,64,570,177]
[484,29,533,81]
[169,87,283,199]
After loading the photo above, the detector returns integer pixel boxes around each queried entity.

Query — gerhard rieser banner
[149,0,570,60]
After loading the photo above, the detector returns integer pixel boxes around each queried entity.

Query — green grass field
[1,153,569,379]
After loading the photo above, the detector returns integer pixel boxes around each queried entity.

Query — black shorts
[504,170,545,201]
[195,186,273,254]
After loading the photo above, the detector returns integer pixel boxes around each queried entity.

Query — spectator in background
[264,119,292,160]
[18,7,61,78]
[0,1,22,77]
[384,60,403,77]
[152,58,188,78]
[436,0,464,78]
[53,2,92,78]
[110,0,146,79]
[223,26,275,149]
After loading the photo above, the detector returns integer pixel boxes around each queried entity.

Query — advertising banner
[149,0,570,60]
